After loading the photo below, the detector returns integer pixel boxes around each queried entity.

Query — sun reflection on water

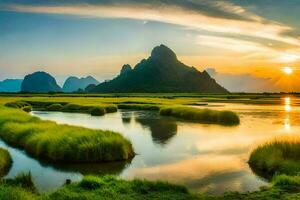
[284,97,291,112]
[284,97,292,131]
[284,117,291,131]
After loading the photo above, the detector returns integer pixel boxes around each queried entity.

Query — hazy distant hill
[21,71,62,93]
[63,76,99,92]
[0,79,22,92]
[88,45,228,93]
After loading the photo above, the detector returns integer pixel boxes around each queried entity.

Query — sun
[283,67,293,75]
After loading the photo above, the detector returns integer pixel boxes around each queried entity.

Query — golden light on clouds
[5,3,300,46]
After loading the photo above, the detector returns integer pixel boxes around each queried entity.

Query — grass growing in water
[4,101,32,112]
[0,106,134,163]
[46,103,63,111]
[117,104,160,110]
[249,136,300,176]
[4,172,36,192]
[159,106,240,125]
[90,107,105,116]
[0,148,12,177]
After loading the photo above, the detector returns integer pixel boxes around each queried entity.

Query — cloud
[2,0,299,46]
[206,68,279,92]
[196,35,300,64]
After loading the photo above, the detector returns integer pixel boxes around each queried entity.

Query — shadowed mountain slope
[89,45,228,93]
[63,76,99,92]
[21,71,62,93]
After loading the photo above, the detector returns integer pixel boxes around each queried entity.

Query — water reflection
[284,97,291,112]
[121,111,178,145]
[11,102,300,194]
[134,118,177,145]
[284,97,292,132]
[284,117,291,131]
[121,111,133,124]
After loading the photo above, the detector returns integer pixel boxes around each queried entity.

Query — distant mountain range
[88,45,228,93]
[63,76,99,92]
[21,71,62,93]
[0,79,22,92]
[2,45,228,93]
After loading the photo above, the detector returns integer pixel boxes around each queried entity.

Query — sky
[0,0,300,92]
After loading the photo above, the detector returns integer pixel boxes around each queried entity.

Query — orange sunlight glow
[283,67,293,75]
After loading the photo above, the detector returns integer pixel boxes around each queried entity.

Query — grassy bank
[249,136,300,177]
[4,101,32,112]
[117,104,160,110]
[160,107,240,125]
[6,100,118,116]
[0,106,134,163]
[2,174,300,200]
[0,148,12,177]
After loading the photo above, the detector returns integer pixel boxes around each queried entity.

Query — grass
[0,148,12,177]
[0,184,36,200]
[4,101,32,112]
[117,104,160,110]
[249,136,300,177]
[90,107,105,116]
[3,174,300,200]
[0,106,134,163]
[46,103,63,111]
[4,172,36,192]
[159,106,240,125]
[5,100,118,117]
[46,175,197,200]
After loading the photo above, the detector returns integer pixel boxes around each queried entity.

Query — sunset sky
[1,0,300,92]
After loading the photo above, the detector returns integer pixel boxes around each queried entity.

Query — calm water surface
[2,97,300,194]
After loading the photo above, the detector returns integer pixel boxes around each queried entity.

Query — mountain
[62,76,99,92]
[88,45,228,93]
[0,79,22,92]
[21,71,62,93]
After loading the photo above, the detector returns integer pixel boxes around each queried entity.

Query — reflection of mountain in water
[121,111,133,124]
[136,118,177,145]
[121,110,178,145]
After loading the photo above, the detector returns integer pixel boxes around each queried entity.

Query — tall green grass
[249,137,300,176]
[2,173,300,199]
[4,172,36,192]
[4,101,32,112]
[0,107,134,162]
[159,106,240,125]
[0,148,12,177]
[5,100,118,117]
[46,175,197,200]
[117,104,160,110]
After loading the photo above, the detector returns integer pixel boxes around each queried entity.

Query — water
[2,97,300,194]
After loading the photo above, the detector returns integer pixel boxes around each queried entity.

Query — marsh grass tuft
[249,136,300,177]
[117,104,160,110]
[90,107,105,116]
[0,106,134,163]
[0,148,12,177]
[4,172,36,192]
[46,103,63,111]
[5,101,32,112]
[48,175,196,200]
[159,106,240,125]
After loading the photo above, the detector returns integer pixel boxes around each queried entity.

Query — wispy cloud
[196,35,300,64]
[2,1,299,46]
